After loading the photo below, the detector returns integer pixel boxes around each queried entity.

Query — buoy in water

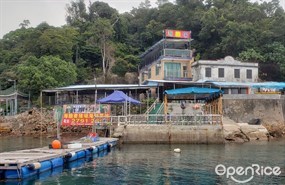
[174,148,181,153]
[51,140,61,149]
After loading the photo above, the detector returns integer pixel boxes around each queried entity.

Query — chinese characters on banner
[164,29,191,39]
[61,104,111,126]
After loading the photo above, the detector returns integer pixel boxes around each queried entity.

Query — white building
[191,56,259,82]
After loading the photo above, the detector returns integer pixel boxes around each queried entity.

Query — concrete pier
[113,117,270,144]
[114,124,225,144]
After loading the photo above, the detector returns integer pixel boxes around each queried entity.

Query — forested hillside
[0,0,284,98]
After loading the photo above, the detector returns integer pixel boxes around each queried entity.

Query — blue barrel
[98,144,104,151]
[86,156,93,162]
[5,166,38,179]
[77,150,86,159]
[51,166,63,176]
[38,170,52,180]
[99,150,108,157]
[51,157,63,169]
[65,152,77,162]
[0,170,4,179]
[39,161,52,173]
[4,169,21,179]
[85,148,92,156]
[92,146,98,154]
[21,166,38,179]
[92,152,99,159]
[103,143,108,150]
[66,158,85,169]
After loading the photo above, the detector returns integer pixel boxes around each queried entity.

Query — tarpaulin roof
[97,90,141,104]
[211,81,285,89]
[250,82,285,89]
[164,87,222,95]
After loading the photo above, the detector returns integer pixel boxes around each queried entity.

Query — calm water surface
[1,136,285,185]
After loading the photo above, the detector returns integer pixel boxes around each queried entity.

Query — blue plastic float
[1,138,117,180]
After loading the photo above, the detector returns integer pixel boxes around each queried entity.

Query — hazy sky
[0,0,159,38]
[0,0,284,39]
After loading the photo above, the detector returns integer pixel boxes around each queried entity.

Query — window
[222,88,229,94]
[205,67,211,77]
[218,68,224,78]
[148,68,151,79]
[155,65,160,76]
[247,69,252,79]
[240,89,247,94]
[183,66,188,77]
[231,88,239,94]
[234,69,240,78]
[164,62,181,78]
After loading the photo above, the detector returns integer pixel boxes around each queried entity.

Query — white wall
[192,56,259,82]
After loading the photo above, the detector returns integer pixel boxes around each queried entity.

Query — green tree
[17,56,77,96]
[37,27,78,62]
[88,18,115,82]
[238,49,264,63]
[19,20,31,29]
[66,0,88,29]
[88,1,118,21]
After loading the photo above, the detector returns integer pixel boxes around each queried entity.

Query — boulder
[223,123,249,143]
[240,124,269,141]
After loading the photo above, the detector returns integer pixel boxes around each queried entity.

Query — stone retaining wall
[223,94,285,124]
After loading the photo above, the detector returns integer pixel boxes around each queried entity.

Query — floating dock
[0,137,118,180]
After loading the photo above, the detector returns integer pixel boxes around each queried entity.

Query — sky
[0,0,284,39]
[0,0,159,38]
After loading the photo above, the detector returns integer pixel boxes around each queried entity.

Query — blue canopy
[97,90,141,104]
[251,82,285,89]
[165,87,222,95]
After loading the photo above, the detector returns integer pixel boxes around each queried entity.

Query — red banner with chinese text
[61,113,110,126]
[165,29,191,39]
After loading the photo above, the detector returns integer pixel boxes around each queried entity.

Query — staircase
[149,103,162,114]
[147,102,164,124]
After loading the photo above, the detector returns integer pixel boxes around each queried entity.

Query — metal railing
[156,103,164,115]
[164,49,191,58]
[99,114,222,126]
[144,98,159,114]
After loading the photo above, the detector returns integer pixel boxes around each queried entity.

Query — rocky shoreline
[223,117,285,143]
[0,109,91,138]
[0,109,284,142]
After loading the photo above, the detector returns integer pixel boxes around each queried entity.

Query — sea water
[1,136,285,185]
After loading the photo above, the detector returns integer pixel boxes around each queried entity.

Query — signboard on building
[61,104,111,126]
[164,29,191,39]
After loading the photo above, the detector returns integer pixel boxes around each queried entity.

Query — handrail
[144,97,159,115]
[80,114,223,126]
[156,102,164,114]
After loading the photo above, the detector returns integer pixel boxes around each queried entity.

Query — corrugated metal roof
[42,84,157,92]
[211,81,251,87]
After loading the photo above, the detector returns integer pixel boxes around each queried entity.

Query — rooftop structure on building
[139,29,194,84]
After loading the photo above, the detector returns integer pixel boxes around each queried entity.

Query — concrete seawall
[115,124,225,144]
[223,94,285,124]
